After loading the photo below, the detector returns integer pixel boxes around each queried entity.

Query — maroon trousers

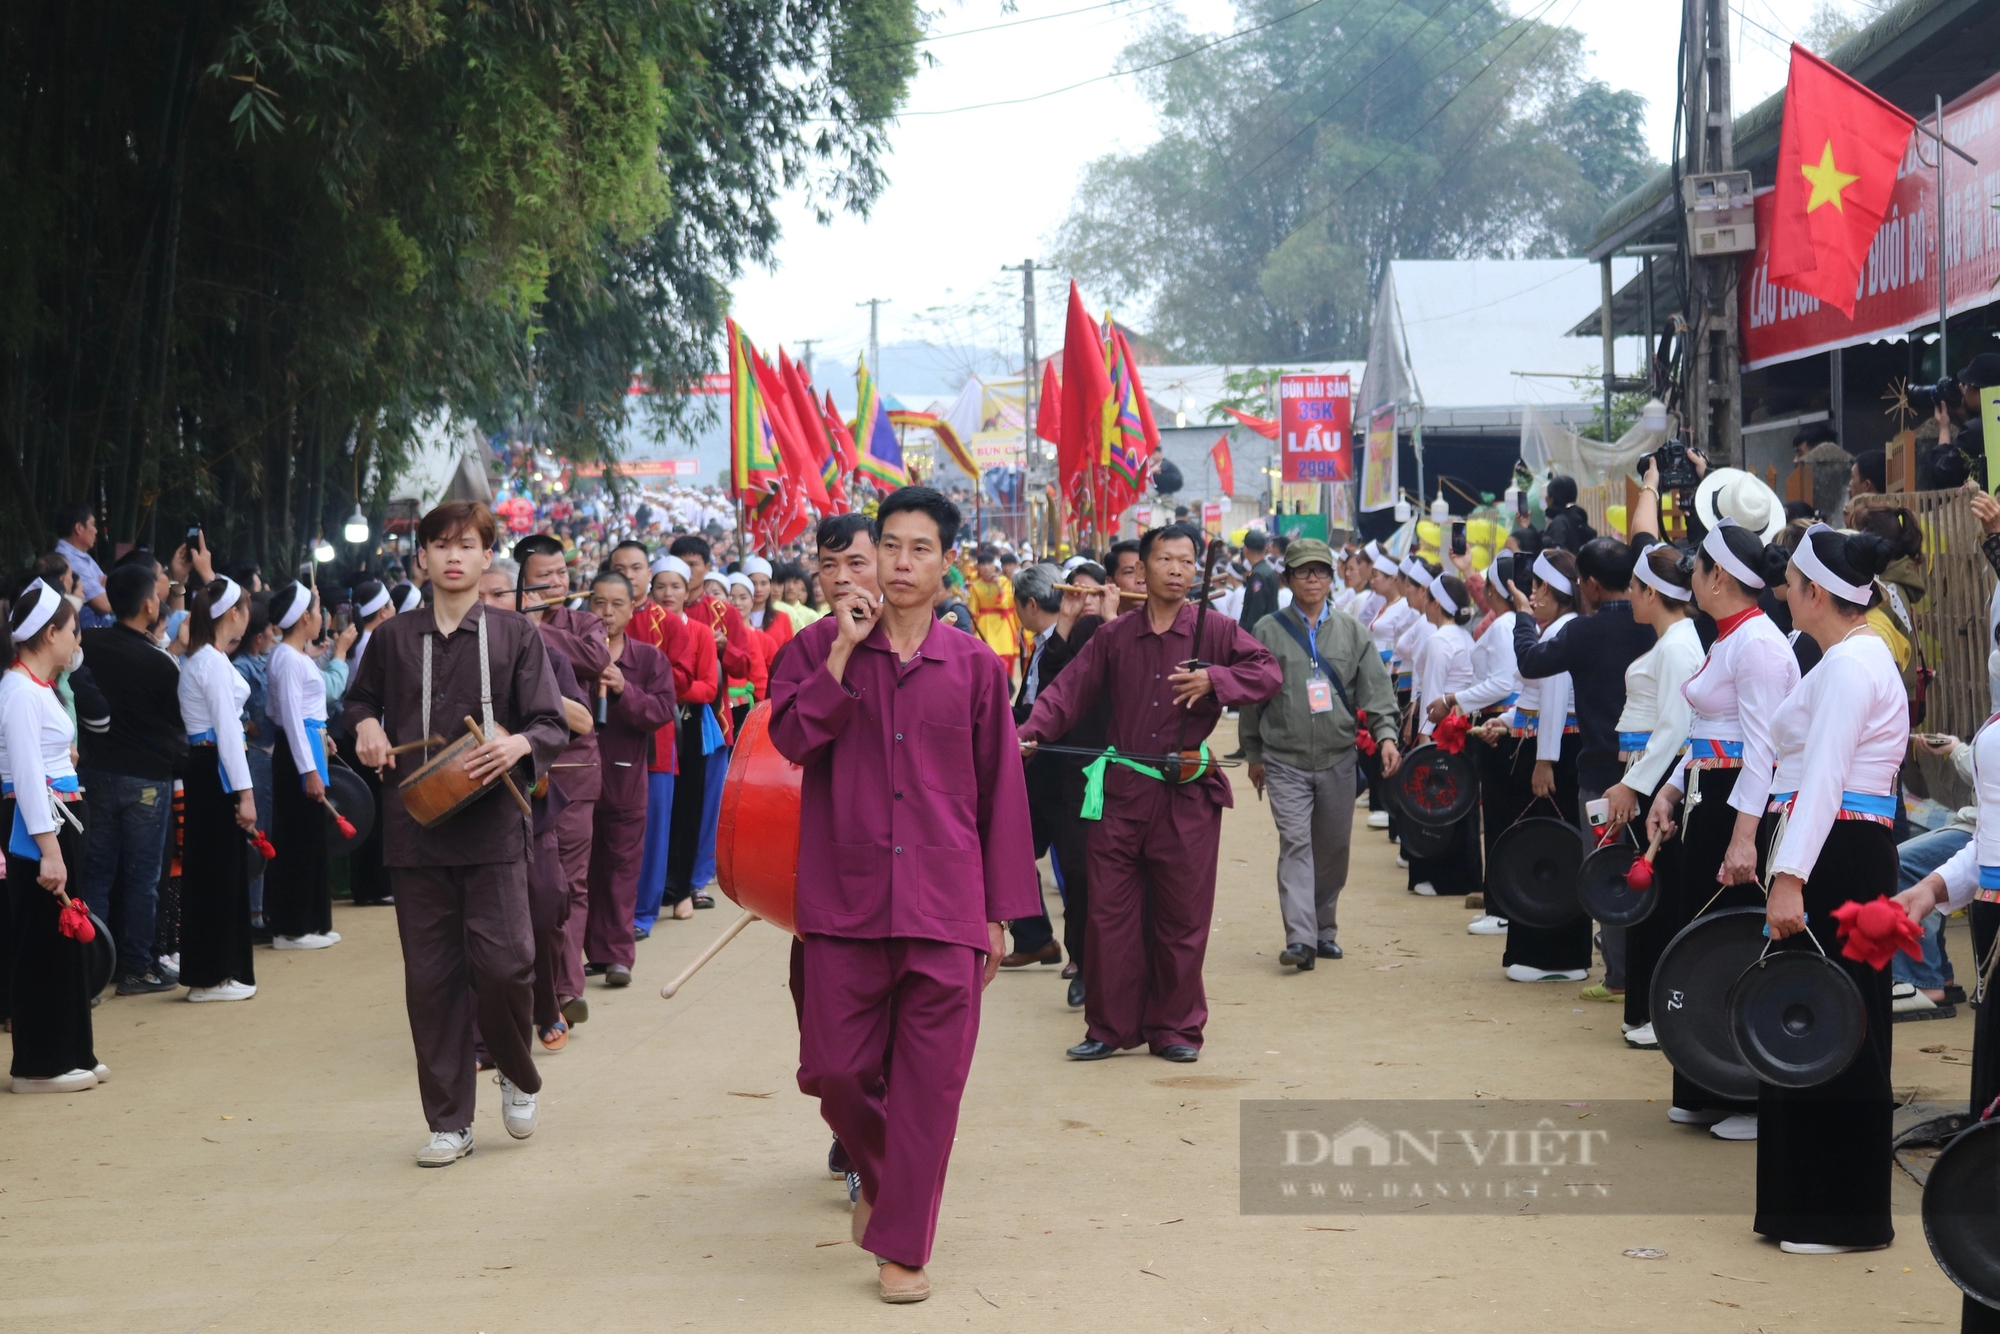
[391,862,541,1131]
[1083,786,1224,1053]
[798,935,980,1269]
[552,794,596,1000]
[526,807,568,1032]
[584,802,645,968]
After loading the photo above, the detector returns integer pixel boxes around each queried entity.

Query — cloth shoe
[187,979,257,1002]
[1710,1114,1758,1141]
[416,1128,474,1167]
[1396,853,1409,868]
[1668,1106,1725,1125]
[1779,1241,1888,1255]
[92,1063,109,1082]
[497,1074,538,1139]
[1623,1022,1659,1049]
[1410,881,1437,896]
[879,1262,931,1304]
[272,934,333,951]
[1504,964,1587,983]
[1367,811,1390,829]
[12,1068,97,1094]
[1467,916,1509,935]
[1577,983,1624,1002]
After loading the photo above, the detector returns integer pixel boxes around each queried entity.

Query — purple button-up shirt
[1019,599,1282,811]
[768,613,1041,950]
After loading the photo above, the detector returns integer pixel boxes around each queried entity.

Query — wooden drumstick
[660,908,761,998]
[463,716,535,818]
[387,735,445,756]
[1051,583,1147,601]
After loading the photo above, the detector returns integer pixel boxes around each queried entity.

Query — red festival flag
[1035,360,1062,448]
[1209,435,1235,496]
[1767,44,1916,318]
[1219,405,1279,440]
[822,391,859,476]
[1059,283,1112,507]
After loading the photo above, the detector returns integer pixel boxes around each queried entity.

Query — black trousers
[1667,764,1768,1113]
[1499,730,1592,971]
[1619,778,1682,1029]
[664,709,711,902]
[1752,820,1895,1248]
[5,797,97,1079]
[179,748,255,989]
[268,733,331,938]
[1010,767,1092,963]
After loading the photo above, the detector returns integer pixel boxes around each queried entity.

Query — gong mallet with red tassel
[1625,825,1667,891]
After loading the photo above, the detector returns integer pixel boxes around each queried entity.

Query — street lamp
[343,504,370,545]
[311,534,336,564]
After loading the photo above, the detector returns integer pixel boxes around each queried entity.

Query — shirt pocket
[919,721,977,795]
[827,840,887,917]
[914,843,987,921]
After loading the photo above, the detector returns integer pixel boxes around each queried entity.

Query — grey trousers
[1266,756,1356,948]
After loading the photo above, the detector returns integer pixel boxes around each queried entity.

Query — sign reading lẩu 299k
[1278,374,1352,484]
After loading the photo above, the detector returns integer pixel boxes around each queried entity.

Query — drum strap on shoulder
[421,611,495,761]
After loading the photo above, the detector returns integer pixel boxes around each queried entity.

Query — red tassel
[1624,857,1654,892]
[1433,712,1471,755]
[1353,711,1377,756]
[57,894,94,943]
[1830,895,1924,970]
[332,811,356,840]
[251,829,277,860]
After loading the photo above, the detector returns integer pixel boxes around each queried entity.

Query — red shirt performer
[768,487,1038,1305]
[1019,520,1282,1063]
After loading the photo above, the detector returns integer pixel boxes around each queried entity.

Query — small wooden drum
[398,728,502,828]
[714,702,801,935]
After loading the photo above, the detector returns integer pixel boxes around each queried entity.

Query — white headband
[1633,543,1692,602]
[1363,541,1384,564]
[1701,518,1764,589]
[14,579,60,641]
[1400,557,1427,583]
[208,577,243,620]
[355,585,390,618]
[275,583,311,630]
[1486,555,1507,590]
[392,584,422,614]
[653,555,691,582]
[1532,551,1573,595]
[1429,575,1458,616]
[740,556,773,577]
[1791,523,1873,605]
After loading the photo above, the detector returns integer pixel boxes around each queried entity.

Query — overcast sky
[727,0,1837,374]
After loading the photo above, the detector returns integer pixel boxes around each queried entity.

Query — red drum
[714,702,801,936]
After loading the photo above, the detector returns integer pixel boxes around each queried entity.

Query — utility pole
[856,298,890,375]
[1002,260,1040,473]
[1682,0,1740,465]
[798,338,818,381]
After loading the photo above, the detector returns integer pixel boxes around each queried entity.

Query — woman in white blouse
[176,578,259,1002]
[1445,553,1523,937]
[2,580,98,1093]
[1645,519,1800,1136]
[1755,525,1905,1254]
[1498,548,1589,982]
[265,582,339,950]
[1361,547,1413,832]
[1407,573,1477,898]
[1600,544,1703,1048]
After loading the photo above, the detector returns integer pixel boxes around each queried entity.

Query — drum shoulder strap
[420,612,495,755]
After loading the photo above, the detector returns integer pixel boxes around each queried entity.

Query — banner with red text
[1278,373,1353,483]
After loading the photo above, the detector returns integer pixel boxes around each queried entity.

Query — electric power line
[833,0,1177,57]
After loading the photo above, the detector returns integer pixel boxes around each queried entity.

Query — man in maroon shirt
[513,534,609,1026]
[1019,521,1281,1063]
[768,488,1038,1305]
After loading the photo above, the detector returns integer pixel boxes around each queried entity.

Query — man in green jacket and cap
[1239,538,1402,970]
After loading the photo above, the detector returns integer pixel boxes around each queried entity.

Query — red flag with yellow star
[1768,44,1916,318]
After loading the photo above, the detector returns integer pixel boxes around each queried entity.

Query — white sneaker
[1467,915,1509,935]
[12,1068,97,1094]
[188,979,257,1002]
[1505,964,1588,983]
[497,1074,538,1140]
[1779,1240,1888,1255]
[1411,881,1438,896]
[272,934,333,950]
[92,1063,109,1082]
[320,931,341,945]
[1669,1105,1725,1125]
[1367,811,1390,829]
[1355,793,1372,809]
[417,1128,474,1167]
[1711,1114,1759,1141]
[1396,854,1409,868]
[1624,1023,1659,1049]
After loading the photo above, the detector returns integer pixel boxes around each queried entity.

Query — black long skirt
[1751,819,1895,1248]
[344,755,391,905]
[1964,902,2000,1333]
[1669,764,1769,1113]
[1500,729,1592,971]
[5,796,97,1079]
[663,707,710,903]
[179,748,255,989]
[1620,777,1684,1029]
[268,732,331,939]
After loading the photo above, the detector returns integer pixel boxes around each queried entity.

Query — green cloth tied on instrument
[1077,742,1213,820]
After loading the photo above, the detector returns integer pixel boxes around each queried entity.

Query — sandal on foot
[538,1020,569,1052]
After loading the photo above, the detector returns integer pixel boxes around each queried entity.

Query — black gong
[324,763,375,854]
[1390,743,1478,828]
[1577,835,1657,927]
[1726,947,1866,1089]
[1486,817,1585,928]
[1395,812,1456,859]
[83,907,116,996]
[1924,1118,2000,1311]
[1650,906,1767,1103]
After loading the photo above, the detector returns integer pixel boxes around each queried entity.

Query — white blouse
[178,644,254,794]
[1936,719,2000,912]
[0,669,77,837]
[1456,610,1520,712]
[1393,614,1435,681]
[1512,612,1575,764]
[1617,618,1705,796]
[1675,611,1799,816]
[1414,623,1475,737]
[1767,635,1910,879]
[1369,598,1415,659]
[268,641,328,777]
[1351,590,1386,627]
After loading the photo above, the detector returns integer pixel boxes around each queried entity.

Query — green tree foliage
[1053,0,1656,363]
[0,0,919,568]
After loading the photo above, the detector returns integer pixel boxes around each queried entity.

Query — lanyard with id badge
[1299,606,1335,713]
